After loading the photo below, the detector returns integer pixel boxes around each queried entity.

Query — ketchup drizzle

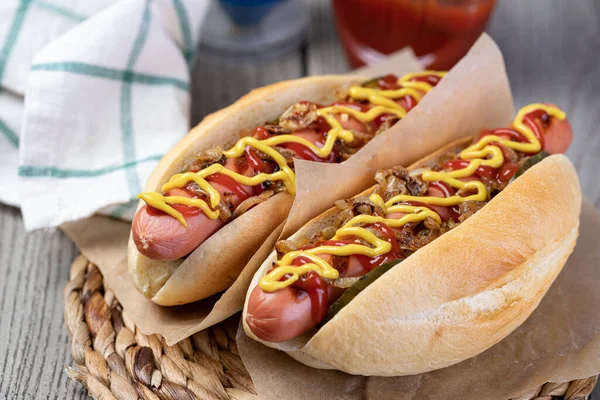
[290,262,329,323]
[205,173,249,199]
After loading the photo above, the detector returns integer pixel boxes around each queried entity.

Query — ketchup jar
[332,0,496,70]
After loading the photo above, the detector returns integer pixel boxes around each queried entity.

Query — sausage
[279,112,371,161]
[489,103,573,154]
[246,252,367,342]
[335,112,369,133]
[132,156,254,260]
[541,102,573,154]
[246,286,314,343]
[247,238,401,342]
[279,128,335,162]
[132,189,224,261]
[132,130,335,260]
[246,253,333,342]
[245,210,433,342]
[424,185,456,222]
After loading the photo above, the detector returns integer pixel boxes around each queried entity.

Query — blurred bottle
[218,0,283,27]
[201,0,308,56]
[332,0,496,70]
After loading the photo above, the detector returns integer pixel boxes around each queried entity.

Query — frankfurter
[242,103,580,376]
[128,72,446,305]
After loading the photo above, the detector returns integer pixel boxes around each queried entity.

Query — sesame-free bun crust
[129,76,368,305]
[243,142,582,376]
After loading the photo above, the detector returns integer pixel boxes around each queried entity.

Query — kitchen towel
[0,0,208,229]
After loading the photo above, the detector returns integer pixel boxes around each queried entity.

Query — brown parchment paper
[235,34,600,398]
[282,34,514,237]
[237,200,600,400]
[58,45,423,345]
[61,217,285,344]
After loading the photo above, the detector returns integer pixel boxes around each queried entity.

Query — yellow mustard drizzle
[258,103,566,292]
[138,71,446,228]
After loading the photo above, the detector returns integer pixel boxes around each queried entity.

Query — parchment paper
[282,34,513,237]
[60,36,600,400]
[235,34,600,398]
[61,217,285,343]
[237,200,600,400]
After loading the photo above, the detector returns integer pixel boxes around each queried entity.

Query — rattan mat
[64,255,598,400]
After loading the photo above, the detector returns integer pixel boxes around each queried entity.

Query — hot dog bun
[129,75,368,305]
[242,138,581,376]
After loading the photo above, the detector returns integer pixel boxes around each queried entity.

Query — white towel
[0,0,208,230]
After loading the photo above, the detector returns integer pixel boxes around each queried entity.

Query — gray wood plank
[0,204,87,400]
[488,0,600,207]
[304,0,349,75]
[191,49,304,126]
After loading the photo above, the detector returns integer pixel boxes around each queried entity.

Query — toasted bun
[243,144,582,376]
[128,76,368,305]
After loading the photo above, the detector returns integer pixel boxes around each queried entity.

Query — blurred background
[193,0,496,124]
[191,0,599,206]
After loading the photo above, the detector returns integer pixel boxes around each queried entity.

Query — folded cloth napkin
[0,0,119,207]
[0,0,208,230]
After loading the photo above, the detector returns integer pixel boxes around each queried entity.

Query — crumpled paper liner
[61,32,600,398]
[237,200,600,400]
[234,34,600,398]
[282,34,513,237]
[61,43,434,344]
[61,216,285,341]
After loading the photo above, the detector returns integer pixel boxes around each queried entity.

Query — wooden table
[1,1,599,398]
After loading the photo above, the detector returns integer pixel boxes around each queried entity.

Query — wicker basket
[64,255,598,400]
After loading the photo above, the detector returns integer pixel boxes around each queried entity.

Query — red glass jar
[332,0,496,70]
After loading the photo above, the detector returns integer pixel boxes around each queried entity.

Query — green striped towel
[0,0,208,229]
[0,0,118,207]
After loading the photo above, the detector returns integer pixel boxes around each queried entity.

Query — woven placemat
[64,255,598,400]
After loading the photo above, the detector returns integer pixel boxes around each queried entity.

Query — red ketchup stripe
[498,162,519,182]
[290,256,330,323]
[245,146,271,173]
[353,221,402,272]
[479,127,527,143]
[205,173,249,199]
[316,116,331,133]
[442,159,497,179]
[146,191,205,217]
[523,115,546,151]
[251,126,271,140]
[354,252,402,272]
[411,74,442,86]
[281,140,337,162]
[403,95,417,112]
[377,74,400,90]
[291,271,329,324]
[427,180,455,197]
[370,222,400,253]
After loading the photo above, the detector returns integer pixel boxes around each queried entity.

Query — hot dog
[242,103,581,376]
[128,72,446,305]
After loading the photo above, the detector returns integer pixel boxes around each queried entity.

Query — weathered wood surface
[1,0,598,398]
